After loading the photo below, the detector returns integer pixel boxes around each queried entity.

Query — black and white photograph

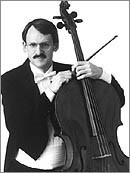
[1,1,129,172]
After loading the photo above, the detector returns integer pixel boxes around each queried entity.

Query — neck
[30,61,53,73]
[41,62,53,73]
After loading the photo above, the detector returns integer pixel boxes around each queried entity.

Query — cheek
[27,49,35,58]
[47,48,54,57]
[47,53,53,62]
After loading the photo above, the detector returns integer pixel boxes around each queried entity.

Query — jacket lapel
[53,61,71,73]
[19,59,40,102]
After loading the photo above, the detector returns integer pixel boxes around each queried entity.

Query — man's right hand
[49,70,72,93]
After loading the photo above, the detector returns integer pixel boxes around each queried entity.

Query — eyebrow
[28,41,50,44]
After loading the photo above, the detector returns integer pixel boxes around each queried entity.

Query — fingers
[77,73,92,80]
[76,68,91,77]
[51,70,72,83]
[72,61,90,72]
[72,61,103,80]
[58,70,72,82]
[49,70,72,93]
[72,61,90,79]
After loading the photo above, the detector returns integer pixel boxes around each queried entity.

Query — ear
[23,42,27,53]
[53,43,59,52]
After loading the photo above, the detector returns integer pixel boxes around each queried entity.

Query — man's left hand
[72,61,103,80]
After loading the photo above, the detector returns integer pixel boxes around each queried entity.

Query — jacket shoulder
[2,64,24,82]
[1,59,30,82]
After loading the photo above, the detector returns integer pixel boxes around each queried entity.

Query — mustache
[33,53,46,59]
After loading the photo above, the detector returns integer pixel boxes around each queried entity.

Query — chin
[36,61,51,70]
[35,63,46,69]
[33,59,47,67]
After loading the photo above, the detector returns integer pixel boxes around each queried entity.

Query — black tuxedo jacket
[1,59,125,171]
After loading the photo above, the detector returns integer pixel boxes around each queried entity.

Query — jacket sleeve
[111,75,125,107]
[1,75,51,160]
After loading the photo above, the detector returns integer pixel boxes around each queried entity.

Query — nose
[35,44,42,55]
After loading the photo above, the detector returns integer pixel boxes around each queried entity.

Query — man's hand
[72,61,103,80]
[49,70,72,93]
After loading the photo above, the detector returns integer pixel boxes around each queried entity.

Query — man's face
[24,26,57,72]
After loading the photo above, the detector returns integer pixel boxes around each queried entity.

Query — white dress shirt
[99,69,112,84]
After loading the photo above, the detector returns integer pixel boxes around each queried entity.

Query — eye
[40,43,50,49]
[29,43,37,47]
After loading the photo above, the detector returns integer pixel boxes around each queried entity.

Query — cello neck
[71,29,84,61]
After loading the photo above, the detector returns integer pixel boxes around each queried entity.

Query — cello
[53,1,129,171]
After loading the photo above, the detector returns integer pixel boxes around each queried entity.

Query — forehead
[26,26,53,43]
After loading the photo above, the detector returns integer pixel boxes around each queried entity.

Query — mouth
[33,54,46,59]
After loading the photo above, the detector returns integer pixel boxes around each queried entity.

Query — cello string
[83,79,106,156]
[71,28,111,171]
[71,30,84,61]
[72,30,107,146]
[81,80,104,157]
[71,29,111,157]
[85,79,107,136]
[85,78,112,172]
[84,79,110,170]
[85,78,111,154]
[71,29,105,156]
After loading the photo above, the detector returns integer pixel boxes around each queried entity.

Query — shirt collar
[29,62,53,82]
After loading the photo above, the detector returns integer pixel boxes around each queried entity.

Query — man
[1,18,125,172]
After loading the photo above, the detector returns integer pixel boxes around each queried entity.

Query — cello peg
[70,11,77,18]
[74,19,83,23]
[53,16,62,19]
[57,22,65,29]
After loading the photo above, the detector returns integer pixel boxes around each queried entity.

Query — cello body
[55,78,129,171]
[53,1,129,171]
